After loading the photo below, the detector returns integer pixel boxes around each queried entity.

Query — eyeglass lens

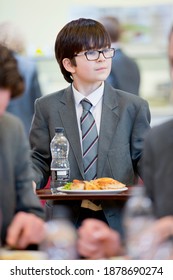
[86,48,115,60]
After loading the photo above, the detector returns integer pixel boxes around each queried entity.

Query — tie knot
[81,99,92,111]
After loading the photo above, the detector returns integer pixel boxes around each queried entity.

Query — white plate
[57,186,128,194]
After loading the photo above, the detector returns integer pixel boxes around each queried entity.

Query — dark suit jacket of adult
[6,53,42,137]
[30,82,150,231]
[142,119,173,218]
[107,48,140,95]
[0,113,44,244]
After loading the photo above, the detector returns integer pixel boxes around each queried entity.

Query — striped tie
[80,99,98,180]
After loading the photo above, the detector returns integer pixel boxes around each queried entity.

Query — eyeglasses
[74,48,115,61]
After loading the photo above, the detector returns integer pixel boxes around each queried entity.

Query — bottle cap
[55,127,64,133]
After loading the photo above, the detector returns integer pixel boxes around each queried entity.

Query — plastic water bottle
[123,185,155,259]
[50,127,70,194]
[39,205,78,260]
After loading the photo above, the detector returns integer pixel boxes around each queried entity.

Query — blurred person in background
[0,44,45,249]
[0,21,42,137]
[99,16,140,95]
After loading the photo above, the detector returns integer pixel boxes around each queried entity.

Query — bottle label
[52,169,67,176]
[51,169,70,182]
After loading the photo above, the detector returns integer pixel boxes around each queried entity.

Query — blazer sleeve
[14,119,44,219]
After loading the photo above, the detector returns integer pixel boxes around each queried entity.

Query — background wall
[1,0,173,125]
[1,0,173,56]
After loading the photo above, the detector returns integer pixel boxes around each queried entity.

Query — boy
[30,18,150,232]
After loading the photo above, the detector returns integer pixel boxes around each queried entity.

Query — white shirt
[72,83,104,150]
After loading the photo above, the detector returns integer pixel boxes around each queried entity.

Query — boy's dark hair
[55,18,111,83]
[0,44,24,98]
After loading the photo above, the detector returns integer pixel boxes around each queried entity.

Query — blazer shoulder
[1,113,27,145]
[36,86,70,104]
[3,112,24,127]
[113,87,148,106]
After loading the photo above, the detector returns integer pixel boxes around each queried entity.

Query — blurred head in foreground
[0,44,24,117]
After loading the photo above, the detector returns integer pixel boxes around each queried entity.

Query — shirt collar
[72,83,104,107]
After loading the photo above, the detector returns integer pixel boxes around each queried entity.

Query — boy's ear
[62,58,75,74]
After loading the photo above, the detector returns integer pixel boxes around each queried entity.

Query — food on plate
[94,178,126,189]
[63,177,126,190]
[71,179,85,190]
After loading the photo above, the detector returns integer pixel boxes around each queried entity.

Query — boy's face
[0,88,11,117]
[65,48,112,89]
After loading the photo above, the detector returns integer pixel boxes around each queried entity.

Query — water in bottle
[50,127,70,194]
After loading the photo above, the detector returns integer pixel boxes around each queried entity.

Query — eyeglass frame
[74,48,115,61]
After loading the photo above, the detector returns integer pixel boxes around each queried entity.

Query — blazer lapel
[97,83,119,177]
[58,86,84,178]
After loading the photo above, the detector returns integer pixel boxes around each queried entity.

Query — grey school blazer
[0,113,44,244]
[142,119,173,218]
[30,82,150,231]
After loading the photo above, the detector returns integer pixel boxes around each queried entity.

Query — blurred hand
[77,218,123,259]
[136,216,173,259]
[143,216,173,244]
[6,212,46,249]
